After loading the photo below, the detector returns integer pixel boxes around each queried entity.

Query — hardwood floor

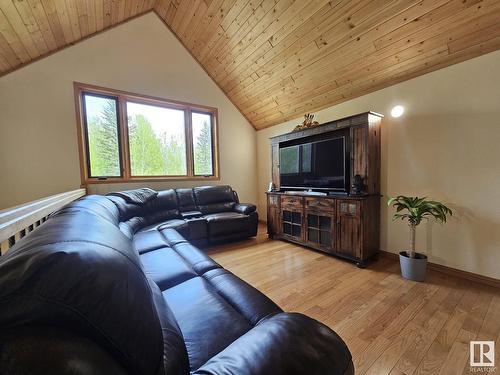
[208,225,500,375]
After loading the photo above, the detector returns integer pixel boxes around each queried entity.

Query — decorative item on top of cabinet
[293,113,320,131]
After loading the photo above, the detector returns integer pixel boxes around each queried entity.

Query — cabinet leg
[356,261,366,269]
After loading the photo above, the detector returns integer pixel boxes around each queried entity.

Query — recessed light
[391,105,405,118]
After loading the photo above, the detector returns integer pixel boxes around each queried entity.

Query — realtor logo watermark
[470,341,497,373]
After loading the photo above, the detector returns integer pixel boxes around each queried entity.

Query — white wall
[257,50,500,280]
[0,12,257,208]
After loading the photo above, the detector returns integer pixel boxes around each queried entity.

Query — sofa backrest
[193,185,236,215]
[142,189,180,224]
[0,195,188,375]
[108,189,181,236]
[175,188,197,213]
[107,185,239,230]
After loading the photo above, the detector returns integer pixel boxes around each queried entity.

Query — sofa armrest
[193,312,353,375]
[233,203,256,215]
[0,326,130,375]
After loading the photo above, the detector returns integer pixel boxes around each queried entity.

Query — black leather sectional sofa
[0,186,354,375]
[107,186,259,247]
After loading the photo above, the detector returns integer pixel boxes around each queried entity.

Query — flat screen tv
[279,137,348,192]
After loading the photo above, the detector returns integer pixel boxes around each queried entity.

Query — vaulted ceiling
[1,0,500,129]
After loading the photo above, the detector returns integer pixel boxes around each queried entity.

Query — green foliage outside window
[87,99,121,177]
[194,120,213,175]
[86,96,214,178]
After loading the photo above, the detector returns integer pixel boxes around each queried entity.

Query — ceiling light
[391,105,405,118]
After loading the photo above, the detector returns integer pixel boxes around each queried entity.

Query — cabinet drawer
[267,194,280,207]
[338,201,360,216]
[281,195,303,208]
[305,197,334,212]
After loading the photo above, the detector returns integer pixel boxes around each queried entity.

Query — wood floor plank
[208,225,500,374]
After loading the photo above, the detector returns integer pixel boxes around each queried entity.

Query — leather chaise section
[162,276,252,371]
[193,313,354,375]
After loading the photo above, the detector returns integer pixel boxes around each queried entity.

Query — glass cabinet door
[282,209,302,239]
[306,212,333,248]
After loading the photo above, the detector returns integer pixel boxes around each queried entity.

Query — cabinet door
[337,201,362,258]
[281,208,303,241]
[267,207,280,236]
[267,194,280,236]
[305,210,335,251]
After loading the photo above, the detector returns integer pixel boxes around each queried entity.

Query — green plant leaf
[387,195,453,227]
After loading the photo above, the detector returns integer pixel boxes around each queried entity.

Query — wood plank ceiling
[1,1,500,129]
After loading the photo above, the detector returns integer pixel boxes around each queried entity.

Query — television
[279,136,348,192]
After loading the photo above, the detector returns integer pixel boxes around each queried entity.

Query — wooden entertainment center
[266,112,383,267]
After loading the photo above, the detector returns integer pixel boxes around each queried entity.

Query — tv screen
[279,137,346,191]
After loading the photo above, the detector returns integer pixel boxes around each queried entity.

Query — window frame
[191,109,216,177]
[81,91,123,179]
[74,82,220,185]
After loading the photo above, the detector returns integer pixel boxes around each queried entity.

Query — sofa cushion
[193,185,236,214]
[204,212,250,237]
[202,268,282,325]
[162,276,252,370]
[158,219,189,238]
[169,240,220,275]
[141,248,197,290]
[133,230,168,254]
[148,279,190,375]
[139,218,189,240]
[143,189,180,222]
[161,228,189,246]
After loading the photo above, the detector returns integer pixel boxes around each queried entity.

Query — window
[192,112,213,176]
[75,83,218,183]
[82,94,122,178]
[127,102,187,177]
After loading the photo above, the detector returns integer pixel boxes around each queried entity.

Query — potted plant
[388,196,452,281]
